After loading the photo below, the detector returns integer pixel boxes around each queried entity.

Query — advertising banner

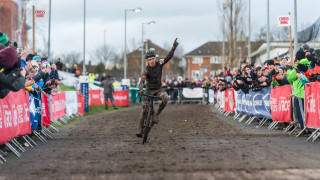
[51,92,66,120]
[223,89,235,112]
[78,93,85,115]
[65,91,78,116]
[108,90,129,107]
[305,82,320,128]
[270,85,292,123]
[29,92,41,130]
[42,93,51,127]
[0,90,31,144]
[251,87,272,119]
[89,89,105,106]
[235,90,243,114]
[182,88,203,98]
[80,76,89,113]
[208,89,215,103]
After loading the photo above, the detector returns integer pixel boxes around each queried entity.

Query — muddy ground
[2,104,320,180]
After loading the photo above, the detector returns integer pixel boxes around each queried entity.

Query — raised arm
[162,38,179,66]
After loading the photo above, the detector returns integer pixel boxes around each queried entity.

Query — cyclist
[136,38,179,138]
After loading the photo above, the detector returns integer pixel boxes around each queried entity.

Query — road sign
[277,15,290,27]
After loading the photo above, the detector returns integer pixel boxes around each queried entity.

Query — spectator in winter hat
[33,56,42,66]
[274,59,281,72]
[303,44,309,52]
[0,32,10,47]
[0,46,18,69]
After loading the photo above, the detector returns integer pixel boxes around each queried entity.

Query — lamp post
[83,0,86,74]
[48,0,52,61]
[267,0,270,59]
[124,7,142,79]
[141,20,156,74]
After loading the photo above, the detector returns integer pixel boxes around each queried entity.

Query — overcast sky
[22,0,320,62]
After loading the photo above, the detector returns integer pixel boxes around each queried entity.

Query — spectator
[56,58,63,70]
[64,63,71,73]
[100,75,118,110]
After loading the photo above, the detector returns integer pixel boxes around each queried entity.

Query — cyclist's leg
[136,96,149,137]
[154,90,169,123]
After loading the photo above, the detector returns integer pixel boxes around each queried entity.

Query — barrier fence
[212,82,320,142]
[128,87,205,104]
[0,89,85,162]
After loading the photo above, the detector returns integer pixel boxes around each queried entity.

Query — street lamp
[124,7,142,79]
[141,20,156,74]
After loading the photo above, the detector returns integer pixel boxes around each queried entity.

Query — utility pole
[248,0,251,60]
[294,0,298,55]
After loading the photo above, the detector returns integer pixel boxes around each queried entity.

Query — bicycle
[140,93,163,144]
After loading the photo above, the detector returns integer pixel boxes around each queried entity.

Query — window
[210,71,217,76]
[192,70,200,79]
[192,57,203,64]
[210,56,220,64]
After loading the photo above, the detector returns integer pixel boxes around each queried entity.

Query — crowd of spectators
[213,44,320,134]
[0,31,61,99]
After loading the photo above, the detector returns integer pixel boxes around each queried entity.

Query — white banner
[208,89,215,103]
[182,88,203,98]
[65,91,78,116]
[217,90,225,108]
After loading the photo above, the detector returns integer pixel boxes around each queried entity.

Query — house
[125,40,183,79]
[251,41,320,65]
[184,41,262,79]
[0,0,28,48]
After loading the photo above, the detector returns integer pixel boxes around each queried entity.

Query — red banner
[305,82,320,128]
[223,89,235,112]
[42,93,51,127]
[0,90,31,144]
[78,93,84,115]
[51,92,66,120]
[270,85,292,123]
[89,90,129,107]
[89,89,105,106]
[108,90,129,107]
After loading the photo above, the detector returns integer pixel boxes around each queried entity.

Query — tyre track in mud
[2,104,320,179]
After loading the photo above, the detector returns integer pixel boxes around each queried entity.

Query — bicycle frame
[140,93,163,144]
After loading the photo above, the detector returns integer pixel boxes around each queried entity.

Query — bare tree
[218,0,247,67]
[61,51,81,66]
[90,45,119,69]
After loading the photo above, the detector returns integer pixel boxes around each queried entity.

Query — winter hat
[274,59,280,66]
[263,67,269,71]
[295,49,305,60]
[33,56,41,61]
[0,32,9,45]
[267,60,274,65]
[303,44,309,51]
[0,46,18,69]
[313,49,320,58]
[255,66,262,71]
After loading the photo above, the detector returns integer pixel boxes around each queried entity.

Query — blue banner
[29,92,41,130]
[235,87,271,119]
[80,83,89,113]
[236,90,243,114]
